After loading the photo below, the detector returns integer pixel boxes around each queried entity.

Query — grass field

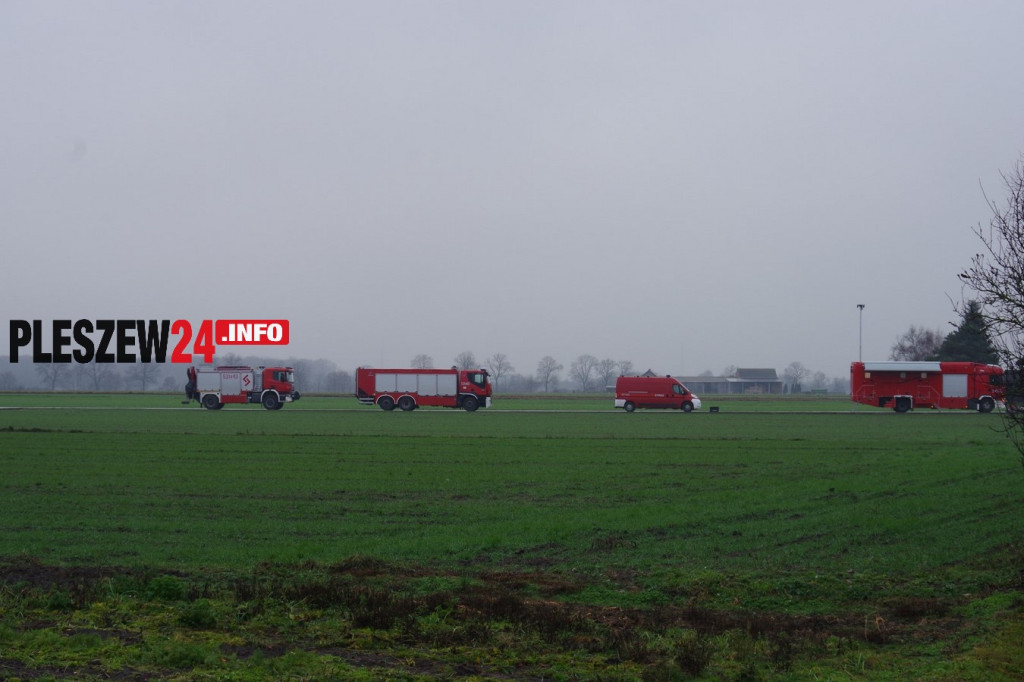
[1,393,1022,680]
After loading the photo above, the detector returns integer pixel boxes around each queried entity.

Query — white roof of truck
[862,361,942,372]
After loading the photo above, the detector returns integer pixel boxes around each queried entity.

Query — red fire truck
[850,361,1004,413]
[189,365,300,410]
[356,367,491,411]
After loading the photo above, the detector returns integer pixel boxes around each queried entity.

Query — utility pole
[857,304,865,362]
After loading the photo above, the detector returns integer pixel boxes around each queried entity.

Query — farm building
[680,368,783,395]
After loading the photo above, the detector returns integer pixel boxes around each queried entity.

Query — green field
[1,393,1022,680]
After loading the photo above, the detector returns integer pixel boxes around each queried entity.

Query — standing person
[183,366,197,404]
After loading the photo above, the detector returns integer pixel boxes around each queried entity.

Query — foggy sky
[4,1,1024,380]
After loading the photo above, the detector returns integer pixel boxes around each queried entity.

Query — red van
[614,375,702,412]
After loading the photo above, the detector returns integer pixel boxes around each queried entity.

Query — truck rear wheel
[894,397,912,413]
[262,392,281,410]
[462,395,479,412]
[398,396,416,411]
[201,394,220,410]
[378,396,396,411]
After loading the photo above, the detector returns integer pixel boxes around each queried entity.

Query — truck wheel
[201,394,220,410]
[378,396,396,411]
[979,397,996,413]
[462,395,479,412]
[624,401,636,413]
[398,396,416,411]
[262,392,280,410]
[682,402,694,413]
[894,397,912,413]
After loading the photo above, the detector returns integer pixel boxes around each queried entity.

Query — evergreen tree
[935,300,998,363]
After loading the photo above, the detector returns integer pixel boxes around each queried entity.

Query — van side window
[673,384,683,395]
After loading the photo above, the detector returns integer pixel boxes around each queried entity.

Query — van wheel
[378,396,396,411]
[682,402,694,413]
[624,402,635,413]
[398,396,416,411]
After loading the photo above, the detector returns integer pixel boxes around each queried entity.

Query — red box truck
[850,361,1004,413]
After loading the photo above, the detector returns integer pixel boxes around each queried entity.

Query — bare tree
[72,361,119,391]
[324,370,353,393]
[301,358,339,392]
[782,361,809,394]
[569,354,599,391]
[618,360,634,377]
[35,363,70,391]
[596,358,619,389]
[411,354,434,369]
[453,350,477,369]
[810,371,828,391]
[485,353,514,391]
[889,325,944,361]
[958,155,1024,458]
[505,373,537,392]
[125,363,164,391]
[536,356,562,392]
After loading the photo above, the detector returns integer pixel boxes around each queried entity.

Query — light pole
[857,304,865,362]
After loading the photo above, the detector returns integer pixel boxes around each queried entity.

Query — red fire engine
[188,365,300,410]
[850,361,1004,413]
[356,367,491,411]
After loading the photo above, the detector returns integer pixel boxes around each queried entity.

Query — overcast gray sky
[4,1,1024,380]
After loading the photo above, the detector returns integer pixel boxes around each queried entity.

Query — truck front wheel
[262,392,281,410]
[201,394,220,410]
[979,397,996,413]
[462,395,480,412]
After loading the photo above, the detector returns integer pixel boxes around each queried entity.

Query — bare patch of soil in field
[0,555,974,680]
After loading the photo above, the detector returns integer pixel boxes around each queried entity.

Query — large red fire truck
[356,367,491,411]
[188,365,300,410]
[850,361,1004,413]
